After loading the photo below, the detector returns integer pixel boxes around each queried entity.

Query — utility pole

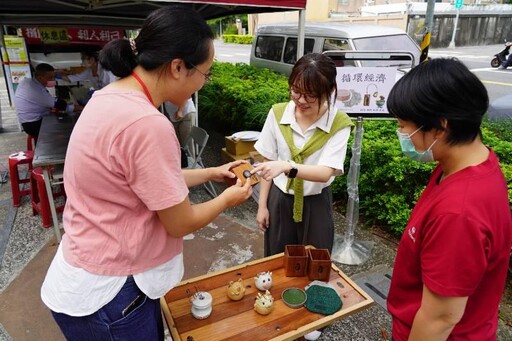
[420,0,436,63]
[449,0,463,48]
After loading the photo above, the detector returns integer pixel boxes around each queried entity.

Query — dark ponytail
[99,5,213,78]
[99,39,137,78]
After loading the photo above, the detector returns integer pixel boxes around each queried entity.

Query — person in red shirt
[386,58,512,340]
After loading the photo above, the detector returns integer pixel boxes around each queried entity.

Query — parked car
[250,22,420,75]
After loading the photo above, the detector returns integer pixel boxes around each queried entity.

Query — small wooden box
[307,249,332,282]
[225,137,256,155]
[284,245,308,277]
[226,163,259,186]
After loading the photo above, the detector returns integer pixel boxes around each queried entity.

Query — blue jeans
[51,276,164,340]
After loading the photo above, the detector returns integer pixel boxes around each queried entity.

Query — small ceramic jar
[190,291,212,320]
[227,278,246,301]
[254,290,274,315]
[254,271,272,291]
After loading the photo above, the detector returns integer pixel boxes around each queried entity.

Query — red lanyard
[131,72,154,105]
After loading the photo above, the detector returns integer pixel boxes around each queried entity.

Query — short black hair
[81,51,99,62]
[99,5,214,78]
[34,63,55,77]
[387,58,488,145]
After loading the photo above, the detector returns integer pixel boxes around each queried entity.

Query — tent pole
[296,9,306,61]
[194,91,199,127]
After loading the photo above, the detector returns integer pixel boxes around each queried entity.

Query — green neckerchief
[272,102,353,222]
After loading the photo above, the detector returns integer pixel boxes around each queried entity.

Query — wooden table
[32,114,77,242]
[161,248,374,341]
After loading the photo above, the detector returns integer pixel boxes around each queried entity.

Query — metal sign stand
[331,116,374,265]
[324,50,415,265]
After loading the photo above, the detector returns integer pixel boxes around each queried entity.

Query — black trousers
[21,119,42,144]
[264,183,334,257]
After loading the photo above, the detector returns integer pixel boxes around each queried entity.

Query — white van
[250,22,420,75]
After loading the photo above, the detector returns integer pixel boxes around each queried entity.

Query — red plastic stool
[31,167,66,228]
[8,151,34,207]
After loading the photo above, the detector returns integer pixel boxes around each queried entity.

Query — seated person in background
[164,97,196,147]
[56,51,117,90]
[164,98,196,168]
[14,63,74,143]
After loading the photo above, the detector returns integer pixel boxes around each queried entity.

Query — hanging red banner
[176,0,306,8]
[21,27,125,45]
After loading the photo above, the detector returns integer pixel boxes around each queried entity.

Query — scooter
[491,42,511,68]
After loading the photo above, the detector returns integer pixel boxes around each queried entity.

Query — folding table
[32,114,76,242]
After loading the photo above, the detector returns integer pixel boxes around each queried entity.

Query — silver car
[250,22,420,75]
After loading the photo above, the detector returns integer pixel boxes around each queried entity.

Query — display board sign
[21,27,125,46]
[9,64,31,87]
[1,35,31,103]
[335,67,397,116]
[4,35,29,62]
[323,50,415,118]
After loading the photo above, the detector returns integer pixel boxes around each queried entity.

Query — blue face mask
[396,126,437,163]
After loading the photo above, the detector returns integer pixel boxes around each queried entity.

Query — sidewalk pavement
[1,84,510,341]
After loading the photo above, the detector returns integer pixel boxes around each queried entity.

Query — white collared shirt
[254,101,351,196]
[67,64,117,90]
[41,243,184,316]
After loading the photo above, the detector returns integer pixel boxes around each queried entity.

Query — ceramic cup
[190,291,213,320]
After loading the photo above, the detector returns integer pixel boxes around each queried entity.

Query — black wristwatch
[286,160,298,178]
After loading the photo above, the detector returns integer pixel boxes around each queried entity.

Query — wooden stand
[161,247,373,341]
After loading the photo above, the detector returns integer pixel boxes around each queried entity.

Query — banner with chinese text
[335,67,397,117]
[22,27,125,46]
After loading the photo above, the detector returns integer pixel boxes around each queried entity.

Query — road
[429,45,512,102]
[214,40,512,103]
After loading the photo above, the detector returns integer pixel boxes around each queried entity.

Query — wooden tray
[161,248,374,341]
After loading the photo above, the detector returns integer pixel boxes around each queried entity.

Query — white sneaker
[498,66,507,70]
[304,330,322,340]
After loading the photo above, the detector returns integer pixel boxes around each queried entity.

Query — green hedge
[198,62,512,236]
[330,120,436,235]
[222,34,254,44]
[223,25,238,35]
[198,62,288,133]
[334,120,512,235]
